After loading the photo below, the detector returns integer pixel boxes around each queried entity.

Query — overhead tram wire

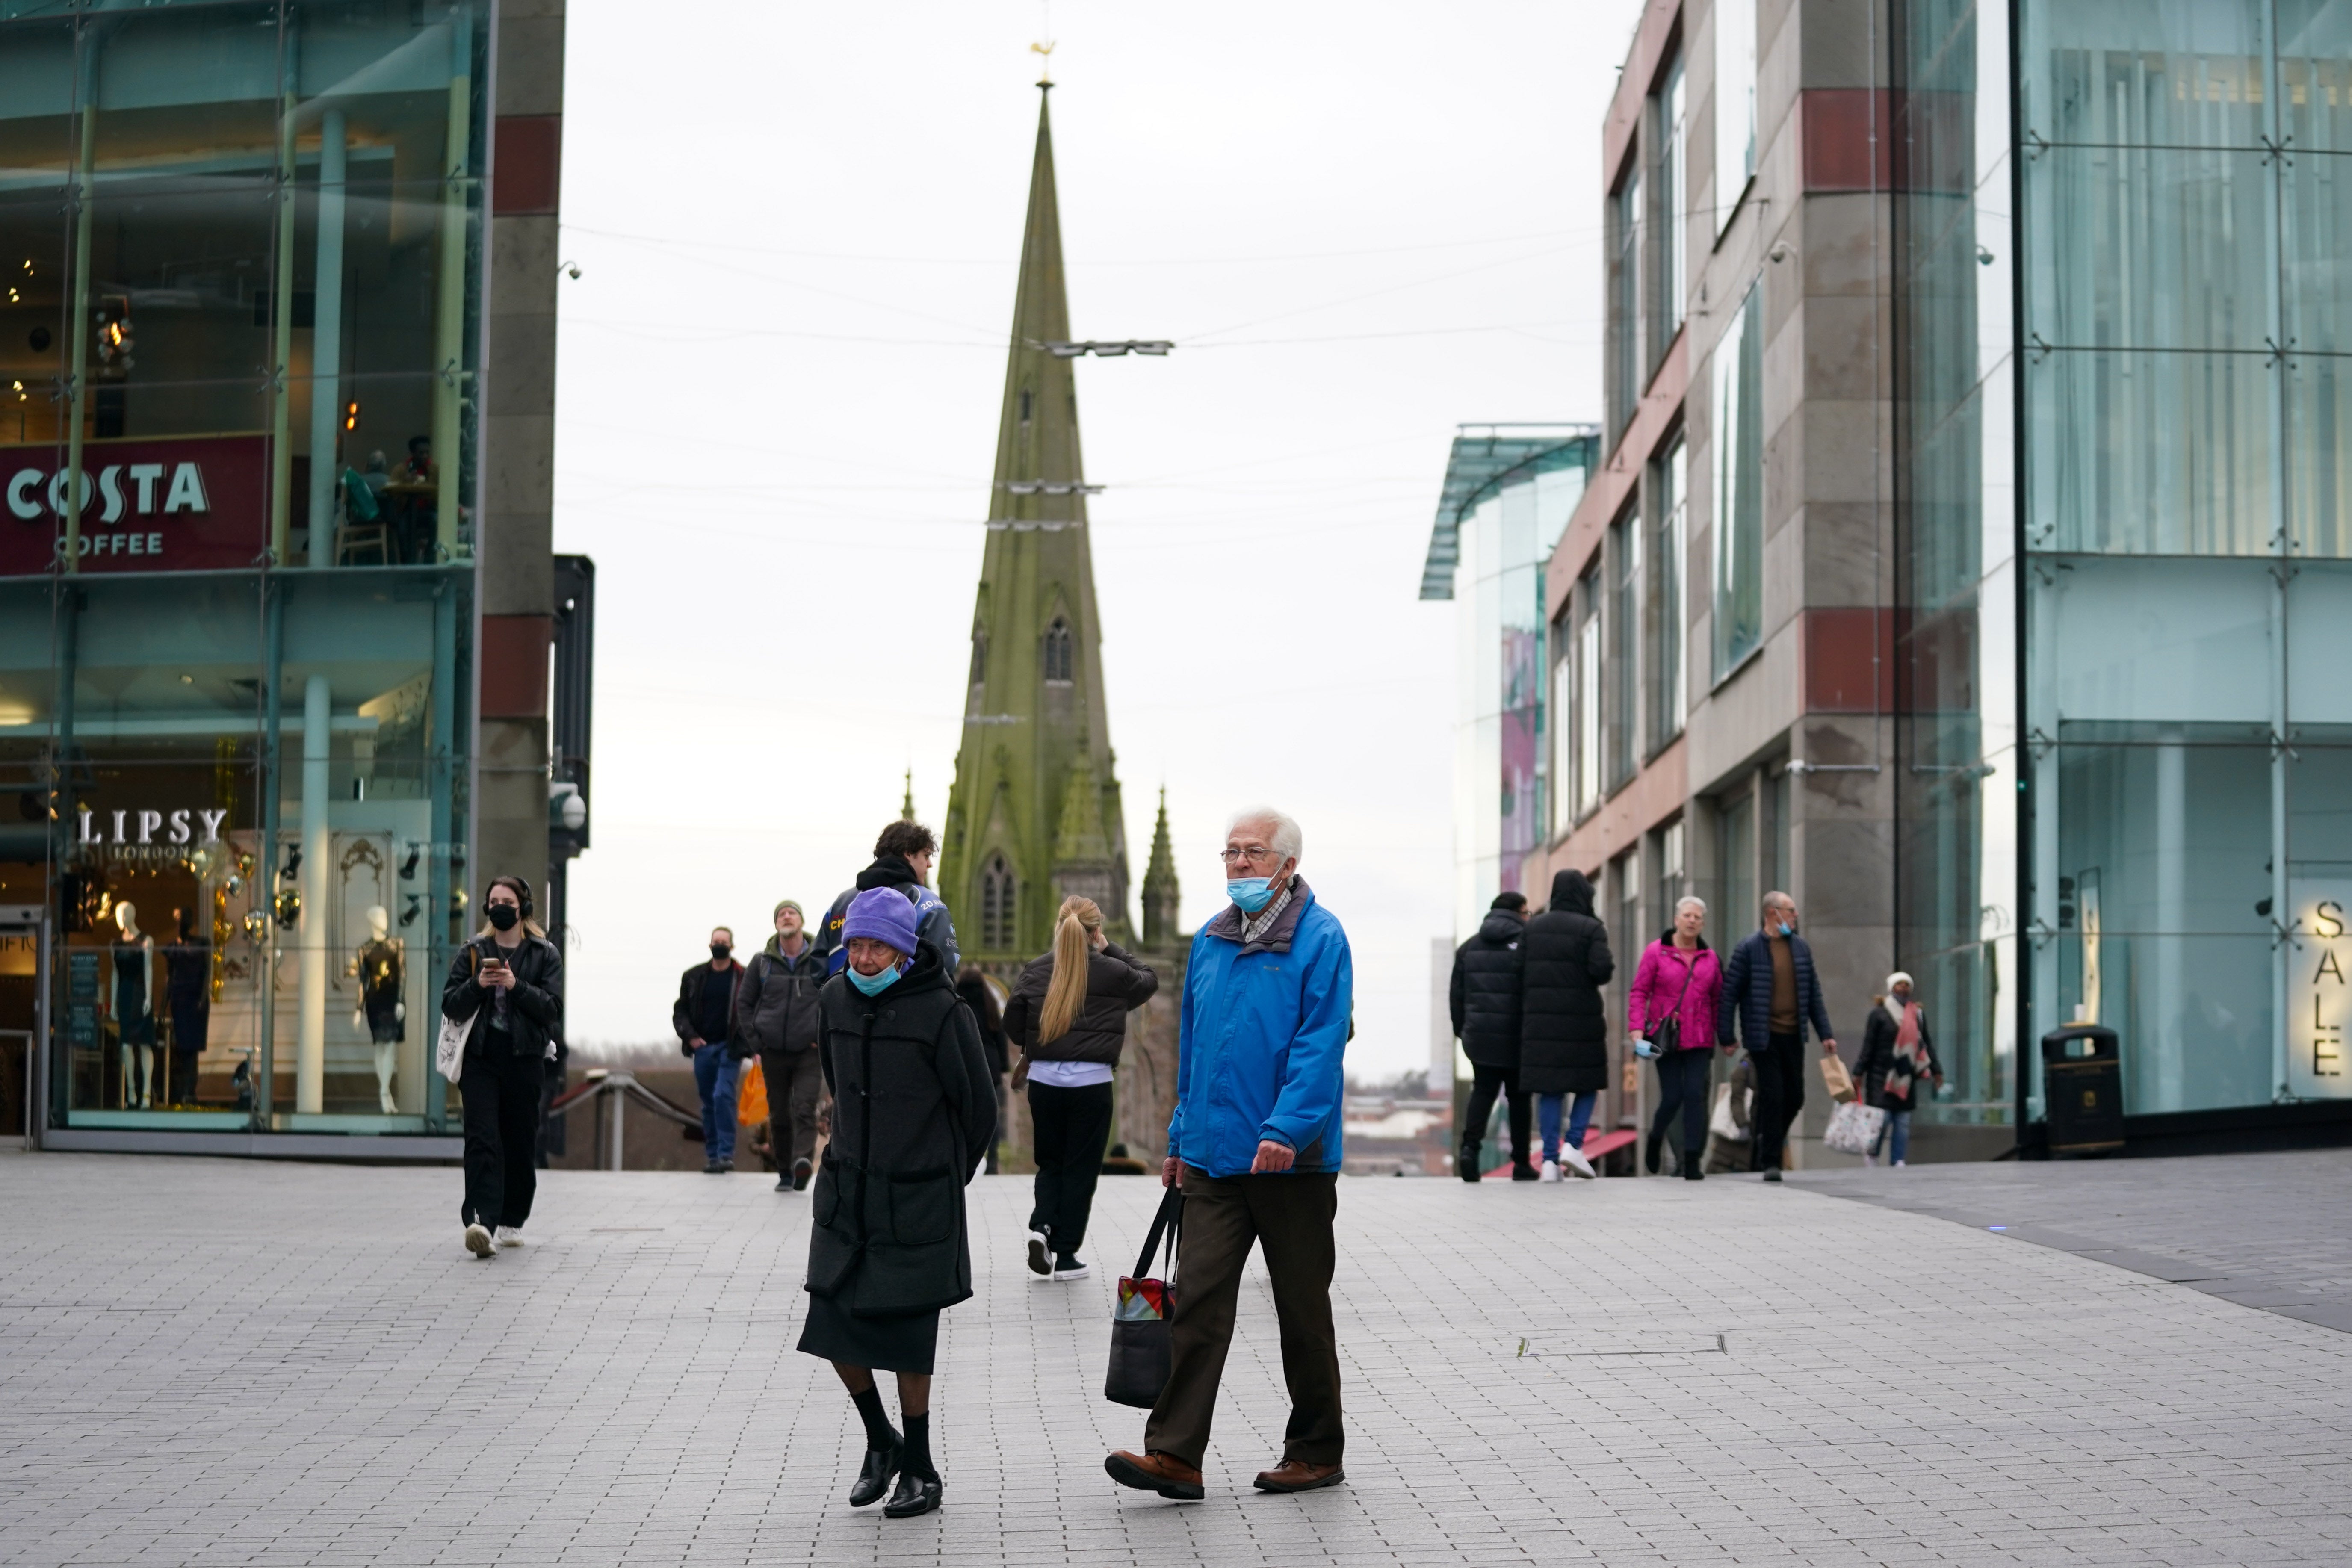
[557,220,1601,267]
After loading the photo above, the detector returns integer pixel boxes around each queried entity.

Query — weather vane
[1030,38,1055,85]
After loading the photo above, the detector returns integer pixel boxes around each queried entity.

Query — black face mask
[488,904,520,932]
[710,942,732,962]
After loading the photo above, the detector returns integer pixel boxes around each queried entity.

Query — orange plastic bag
[736,1056,768,1125]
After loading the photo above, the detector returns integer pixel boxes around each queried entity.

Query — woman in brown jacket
[1001,895,1157,1281]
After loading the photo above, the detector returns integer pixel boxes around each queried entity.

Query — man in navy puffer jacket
[1716,891,1839,1181]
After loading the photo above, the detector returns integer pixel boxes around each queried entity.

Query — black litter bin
[2042,1024,2124,1155]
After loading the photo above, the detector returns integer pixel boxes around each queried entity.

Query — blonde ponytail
[1037,895,1102,1044]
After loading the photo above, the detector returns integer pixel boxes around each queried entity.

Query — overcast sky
[550,0,1647,1078]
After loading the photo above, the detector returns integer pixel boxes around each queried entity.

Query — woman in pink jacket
[1626,895,1725,1181]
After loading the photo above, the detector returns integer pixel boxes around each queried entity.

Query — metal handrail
[545,1068,700,1170]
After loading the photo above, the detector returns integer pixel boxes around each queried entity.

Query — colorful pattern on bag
[1115,1275,1169,1322]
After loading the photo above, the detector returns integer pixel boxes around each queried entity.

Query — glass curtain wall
[1893,0,2021,1132]
[1611,167,1645,438]
[2018,0,2352,1118]
[1608,506,1641,787]
[0,1,486,1137]
[1449,439,1591,935]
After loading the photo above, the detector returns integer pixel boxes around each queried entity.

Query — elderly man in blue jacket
[1106,807,1354,1503]
[1717,890,1839,1182]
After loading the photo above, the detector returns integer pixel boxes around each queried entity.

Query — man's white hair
[1226,806,1303,863]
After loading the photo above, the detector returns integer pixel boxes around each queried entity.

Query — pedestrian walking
[1715,892,1839,1182]
[1107,808,1353,1502]
[732,900,827,1192]
[442,875,563,1258]
[1855,972,1943,1167]
[1627,895,1724,1181]
[1002,895,1158,1281]
[954,967,1009,1175]
[819,820,960,974]
[800,887,995,1520]
[1448,892,1531,1182]
[673,927,745,1174]
[1518,869,1615,1183]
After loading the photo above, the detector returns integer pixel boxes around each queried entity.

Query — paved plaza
[4,1149,2351,1567]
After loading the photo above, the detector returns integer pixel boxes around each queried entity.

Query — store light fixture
[343,399,360,432]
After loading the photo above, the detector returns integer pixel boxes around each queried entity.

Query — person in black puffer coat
[1519,868,1615,1177]
[799,887,994,1520]
[1448,892,1528,1181]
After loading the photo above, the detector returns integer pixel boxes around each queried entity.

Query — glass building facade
[1896,0,2352,1137]
[1424,426,1598,939]
[0,2,490,1143]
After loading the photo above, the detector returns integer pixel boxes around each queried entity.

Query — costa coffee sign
[1,433,269,576]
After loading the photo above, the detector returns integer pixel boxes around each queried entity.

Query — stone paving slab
[3,1151,2351,1565]
[1795,1148,2352,1332]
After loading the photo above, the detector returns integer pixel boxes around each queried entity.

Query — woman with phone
[440,875,564,1257]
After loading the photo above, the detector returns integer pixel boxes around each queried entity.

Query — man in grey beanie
[733,898,828,1191]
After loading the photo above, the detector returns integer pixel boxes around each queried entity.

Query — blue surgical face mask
[847,961,903,996]
[1227,877,1276,914]
[1776,921,1796,938]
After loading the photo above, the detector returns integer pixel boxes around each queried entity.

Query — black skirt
[797,1292,940,1374]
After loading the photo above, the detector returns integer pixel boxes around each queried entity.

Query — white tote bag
[1708,1083,1749,1142]
[1823,1099,1887,1156]
[433,945,480,1079]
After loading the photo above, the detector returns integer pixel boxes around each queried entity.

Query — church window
[1043,617,1073,683]
[968,629,987,690]
[981,855,1016,950]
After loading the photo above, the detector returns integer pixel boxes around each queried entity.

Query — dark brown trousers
[760,1046,824,1173]
[1143,1167,1343,1471]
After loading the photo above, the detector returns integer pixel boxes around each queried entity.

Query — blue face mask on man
[847,960,903,996]
[1227,877,1276,914]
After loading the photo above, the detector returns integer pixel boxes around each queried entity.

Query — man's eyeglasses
[1220,846,1280,865]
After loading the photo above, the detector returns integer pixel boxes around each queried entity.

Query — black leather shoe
[1644,1130,1663,1174]
[882,1468,942,1518]
[1763,1168,1783,1183]
[1510,1161,1539,1181]
[1682,1155,1705,1181]
[1457,1143,1480,1183]
[792,1159,813,1192]
[849,1441,900,1507]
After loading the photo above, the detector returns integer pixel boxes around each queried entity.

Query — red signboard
[0,433,270,576]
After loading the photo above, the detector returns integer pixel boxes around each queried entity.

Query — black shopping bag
[1104,1185,1182,1408]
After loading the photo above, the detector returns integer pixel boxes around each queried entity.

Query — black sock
[901,1410,935,1479]
[851,1385,897,1451]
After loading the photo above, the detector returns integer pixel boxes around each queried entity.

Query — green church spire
[1141,786,1181,948]
[941,84,1131,959]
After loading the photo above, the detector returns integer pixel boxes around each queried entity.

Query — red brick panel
[1802,607,1895,713]
[493,115,563,217]
[479,613,553,718]
[1802,89,1896,193]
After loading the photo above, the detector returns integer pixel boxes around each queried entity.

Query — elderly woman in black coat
[800,887,995,1519]
[1519,869,1615,1181]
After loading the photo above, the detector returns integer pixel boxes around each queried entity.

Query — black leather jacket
[441,933,564,1065]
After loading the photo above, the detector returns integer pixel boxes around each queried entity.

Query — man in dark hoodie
[1518,870,1615,1178]
[732,899,828,1192]
[1448,891,1530,1181]
[818,821,960,977]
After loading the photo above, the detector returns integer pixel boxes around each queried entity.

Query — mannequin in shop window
[107,902,157,1109]
[164,908,211,1107]
[352,904,406,1114]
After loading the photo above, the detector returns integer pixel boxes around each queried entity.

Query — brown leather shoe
[1105,1449,1204,1501]
[1253,1458,1345,1493]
